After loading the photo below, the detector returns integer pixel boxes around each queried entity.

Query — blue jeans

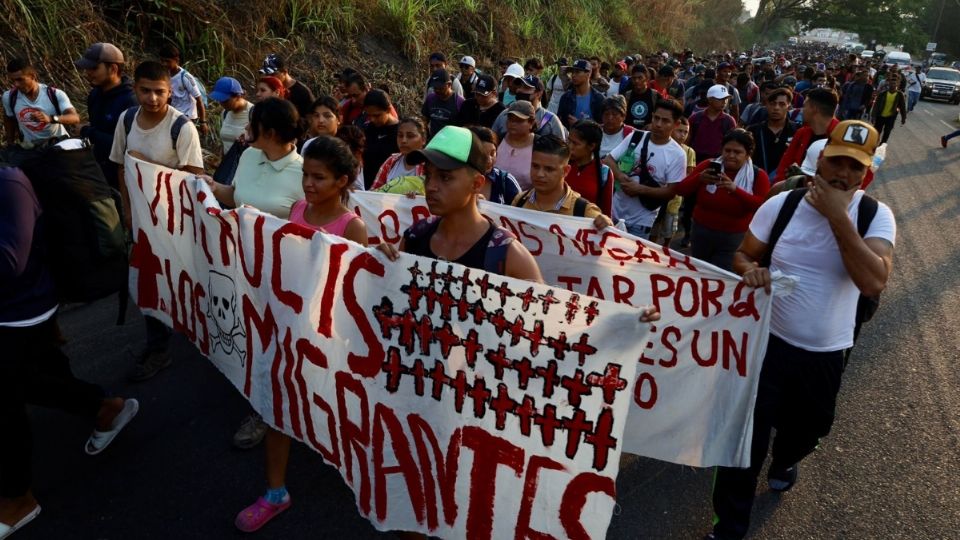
[908,90,920,111]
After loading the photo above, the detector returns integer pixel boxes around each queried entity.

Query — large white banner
[349,192,774,467]
[125,156,651,539]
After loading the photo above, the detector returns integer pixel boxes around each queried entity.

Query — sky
[744,0,760,16]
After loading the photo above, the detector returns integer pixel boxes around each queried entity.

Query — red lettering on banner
[147,171,168,229]
[585,277,605,300]
[199,221,214,265]
[498,216,521,238]
[379,209,401,244]
[372,404,426,523]
[462,427,525,540]
[556,275,580,292]
[659,326,681,368]
[633,372,658,409]
[279,330,301,436]
[649,274,673,315]
[723,331,748,377]
[549,224,566,256]
[559,473,616,540]
[134,162,145,193]
[193,283,210,355]
[701,279,725,317]
[216,214,236,266]
[612,275,635,305]
[729,282,760,320]
[692,329,718,367]
[293,338,341,467]
[517,221,543,256]
[271,223,316,314]
[408,415,461,530]
[411,205,431,224]
[336,371,372,514]
[242,296,280,397]
[174,271,196,341]
[238,215,265,288]
[130,229,162,310]
[665,247,698,271]
[178,180,196,241]
[343,253,387,377]
[599,232,633,266]
[674,276,699,317]
[317,243,349,337]
[515,455,565,540]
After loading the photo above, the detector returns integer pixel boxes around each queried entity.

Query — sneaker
[233,414,268,449]
[942,136,948,148]
[768,463,798,492]
[235,495,291,532]
[128,350,172,382]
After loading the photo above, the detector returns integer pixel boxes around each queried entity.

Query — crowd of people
[1,40,902,540]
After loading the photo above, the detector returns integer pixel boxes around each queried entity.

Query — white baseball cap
[707,84,729,100]
[460,55,476,67]
[800,139,828,176]
[504,63,524,79]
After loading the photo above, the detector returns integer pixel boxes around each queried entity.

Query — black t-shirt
[403,219,495,271]
[626,89,658,129]
[454,99,505,129]
[421,93,463,137]
[287,80,315,119]
[748,121,797,174]
[362,122,400,189]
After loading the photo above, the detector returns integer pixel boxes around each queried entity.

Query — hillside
[0,0,741,120]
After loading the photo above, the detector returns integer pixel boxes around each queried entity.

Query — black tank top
[403,218,497,272]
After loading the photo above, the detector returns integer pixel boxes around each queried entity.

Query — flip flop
[0,504,40,539]
[85,399,139,455]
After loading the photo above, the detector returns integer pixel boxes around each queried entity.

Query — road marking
[941,120,954,130]
[925,109,934,116]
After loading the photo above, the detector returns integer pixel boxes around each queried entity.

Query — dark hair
[134,61,170,83]
[602,95,627,115]
[804,88,839,118]
[336,125,365,156]
[468,125,499,146]
[343,72,368,90]
[654,98,683,121]
[525,57,544,71]
[311,95,340,116]
[722,128,755,154]
[766,87,793,103]
[759,81,780,93]
[362,88,391,110]
[658,65,675,78]
[813,71,825,80]
[532,134,570,160]
[736,72,750,86]
[158,44,180,61]
[302,135,359,202]
[249,97,302,144]
[6,58,34,74]
[399,116,428,139]
[678,116,690,126]
[631,64,647,76]
[570,120,603,187]
[803,66,816,79]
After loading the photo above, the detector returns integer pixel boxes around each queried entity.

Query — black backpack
[18,140,129,323]
[763,187,882,343]
[7,85,62,117]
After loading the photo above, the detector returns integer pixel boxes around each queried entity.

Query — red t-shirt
[565,159,614,216]
[674,160,771,233]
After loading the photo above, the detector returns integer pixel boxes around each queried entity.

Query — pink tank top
[289,200,361,237]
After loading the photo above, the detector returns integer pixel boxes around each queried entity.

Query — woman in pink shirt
[235,135,367,533]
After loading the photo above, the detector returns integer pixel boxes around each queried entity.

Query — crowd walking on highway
[1,39,908,539]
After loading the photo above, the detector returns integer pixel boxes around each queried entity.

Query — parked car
[884,51,912,69]
[921,67,960,104]
[861,50,875,59]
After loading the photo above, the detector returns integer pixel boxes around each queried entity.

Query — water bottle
[871,143,886,172]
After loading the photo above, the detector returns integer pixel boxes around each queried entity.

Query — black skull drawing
[207,271,246,361]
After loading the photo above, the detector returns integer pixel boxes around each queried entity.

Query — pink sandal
[235,496,291,532]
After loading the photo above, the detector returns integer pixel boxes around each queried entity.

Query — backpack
[763,187,882,343]
[18,140,129,323]
[122,106,190,150]
[7,85,62,117]
[178,69,209,107]
[514,189,590,217]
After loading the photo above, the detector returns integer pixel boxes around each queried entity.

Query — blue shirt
[574,94,592,121]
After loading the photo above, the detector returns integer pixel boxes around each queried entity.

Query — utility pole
[932,0,946,44]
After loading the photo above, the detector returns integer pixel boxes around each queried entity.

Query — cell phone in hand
[708,161,722,175]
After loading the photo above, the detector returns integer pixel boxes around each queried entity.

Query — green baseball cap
[407,126,487,172]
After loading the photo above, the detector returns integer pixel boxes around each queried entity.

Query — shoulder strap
[170,114,190,150]
[515,189,532,207]
[626,129,644,152]
[46,86,62,116]
[856,194,879,237]
[761,188,807,268]
[639,131,651,168]
[573,197,589,217]
[538,110,554,131]
[122,106,139,136]
[8,87,18,111]
[483,225,517,274]
[599,164,610,189]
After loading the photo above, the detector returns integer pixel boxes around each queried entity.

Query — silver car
[921,67,960,104]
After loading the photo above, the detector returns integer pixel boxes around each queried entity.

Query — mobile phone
[708,161,722,175]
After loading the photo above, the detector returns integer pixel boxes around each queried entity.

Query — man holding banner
[708,120,895,540]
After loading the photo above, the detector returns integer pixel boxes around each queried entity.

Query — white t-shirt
[906,72,922,93]
[109,106,204,170]
[220,101,252,155]
[608,132,687,228]
[546,75,565,113]
[386,156,419,180]
[2,84,73,143]
[751,191,896,352]
[600,127,631,159]
[170,69,202,119]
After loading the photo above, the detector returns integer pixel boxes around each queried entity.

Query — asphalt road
[16,100,960,539]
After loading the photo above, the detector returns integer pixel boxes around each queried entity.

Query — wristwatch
[51,115,59,124]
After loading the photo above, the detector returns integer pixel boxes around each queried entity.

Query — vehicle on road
[861,50,875,59]
[921,67,960,104]
[885,51,912,69]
